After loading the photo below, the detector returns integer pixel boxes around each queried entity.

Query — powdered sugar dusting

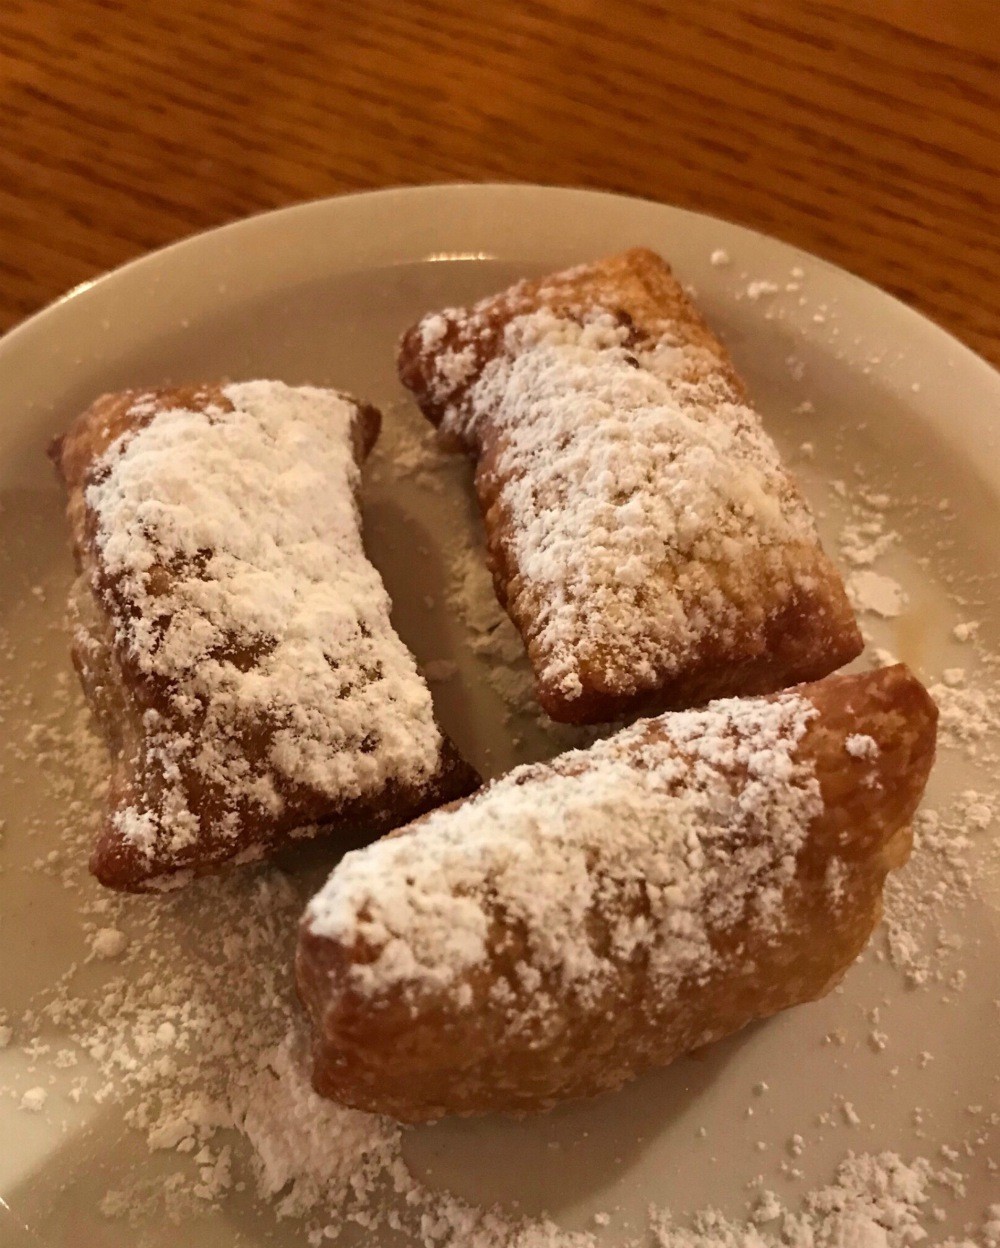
[305,692,820,1002]
[433,307,821,701]
[84,381,444,865]
[651,1153,971,1248]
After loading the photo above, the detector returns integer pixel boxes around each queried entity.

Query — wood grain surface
[2,0,997,362]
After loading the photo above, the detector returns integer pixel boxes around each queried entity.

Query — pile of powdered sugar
[369,405,449,494]
[444,544,601,752]
[650,1153,995,1248]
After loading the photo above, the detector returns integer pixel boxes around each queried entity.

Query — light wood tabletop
[2,1,997,363]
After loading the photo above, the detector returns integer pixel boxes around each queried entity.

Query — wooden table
[2,1,997,363]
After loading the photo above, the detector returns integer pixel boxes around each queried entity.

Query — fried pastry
[50,381,479,892]
[398,248,862,723]
[297,664,935,1121]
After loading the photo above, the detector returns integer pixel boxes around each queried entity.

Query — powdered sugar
[234,1035,404,1222]
[746,280,781,302]
[881,789,997,988]
[651,1152,970,1248]
[444,544,598,750]
[846,735,879,760]
[847,570,908,619]
[88,926,128,959]
[20,1086,48,1112]
[433,306,821,701]
[83,381,444,867]
[305,692,819,1002]
[838,516,900,569]
[926,676,1000,763]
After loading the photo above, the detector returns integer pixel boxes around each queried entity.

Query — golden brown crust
[297,665,935,1121]
[398,249,863,724]
[50,385,478,892]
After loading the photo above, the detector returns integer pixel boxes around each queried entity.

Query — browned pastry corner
[398,248,862,724]
[50,381,478,892]
[297,664,935,1121]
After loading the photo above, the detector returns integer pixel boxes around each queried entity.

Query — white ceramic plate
[0,185,997,1247]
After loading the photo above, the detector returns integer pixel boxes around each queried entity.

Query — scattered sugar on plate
[841,1101,862,1127]
[20,1086,48,1113]
[847,570,908,618]
[650,1153,974,1248]
[88,927,128,960]
[746,280,780,301]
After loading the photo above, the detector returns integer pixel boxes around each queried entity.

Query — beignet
[50,381,478,891]
[398,248,862,723]
[297,665,935,1121]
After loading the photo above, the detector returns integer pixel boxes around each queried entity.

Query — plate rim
[1,182,997,395]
